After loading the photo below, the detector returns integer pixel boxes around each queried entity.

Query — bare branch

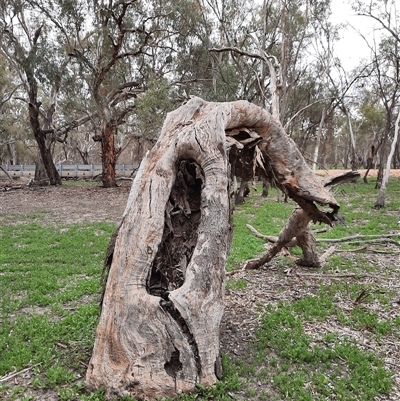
[209,46,266,62]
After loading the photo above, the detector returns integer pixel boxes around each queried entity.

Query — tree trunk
[374,109,400,209]
[342,105,358,171]
[6,142,17,165]
[34,150,48,182]
[86,97,340,400]
[363,145,373,183]
[312,107,326,171]
[375,116,392,189]
[235,179,250,204]
[29,102,61,185]
[101,121,117,188]
[261,175,270,197]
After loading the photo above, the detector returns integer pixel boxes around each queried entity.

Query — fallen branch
[0,363,41,383]
[317,233,400,242]
[341,238,400,246]
[335,245,367,252]
[247,225,400,246]
[225,269,245,277]
[371,249,400,254]
[319,245,336,264]
[0,165,12,180]
[294,272,385,280]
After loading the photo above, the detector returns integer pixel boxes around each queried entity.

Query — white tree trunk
[375,108,400,209]
[343,105,358,170]
[312,107,326,170]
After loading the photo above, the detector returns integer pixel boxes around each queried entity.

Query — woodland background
[0,0,399,187]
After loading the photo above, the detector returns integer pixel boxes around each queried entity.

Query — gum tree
[353,0,400,198]
[0,1,62,184]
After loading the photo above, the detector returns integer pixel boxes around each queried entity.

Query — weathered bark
[86,97,340,399]
[245,171,360,270]
[101,121,117,188]
[245,207,320,270]
[28,101,61,186]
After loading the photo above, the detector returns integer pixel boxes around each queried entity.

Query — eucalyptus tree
[352,0,400,207]
[366,36,400,192]
[0,0,65,184]
[29,0,213,187]
[0,54,25,164]
[207,0,340,136]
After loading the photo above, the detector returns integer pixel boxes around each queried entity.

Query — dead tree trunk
[245,171,360,270]
[86,97,340,400]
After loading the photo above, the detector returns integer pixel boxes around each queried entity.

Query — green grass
[0,178,399,400]
[253,296,392,400]
[227,189,294,270]
[0,221,114,397]
[0,223,113,315]
[222,179,398,400]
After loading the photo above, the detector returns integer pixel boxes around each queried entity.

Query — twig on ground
[0,363,42,383]
[247,225,400,248]
[319,245,336,264]
[294,272,384,280]
[317,233,400,243]
[335,246,367,252]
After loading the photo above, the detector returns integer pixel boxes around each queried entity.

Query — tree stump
[86,97,341,399]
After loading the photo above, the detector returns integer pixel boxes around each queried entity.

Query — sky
[330,0,377,71]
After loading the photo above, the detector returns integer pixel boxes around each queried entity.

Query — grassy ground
[0,178,399,400]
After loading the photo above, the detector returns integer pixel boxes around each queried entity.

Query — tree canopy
[0,0,399,190]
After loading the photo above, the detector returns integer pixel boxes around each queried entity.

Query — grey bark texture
[86,97,341,399]
[245,171,360,270]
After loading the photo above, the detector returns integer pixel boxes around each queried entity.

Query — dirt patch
[0,181,132,226]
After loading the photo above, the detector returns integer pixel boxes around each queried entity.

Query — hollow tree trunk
[86,97,340,400]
